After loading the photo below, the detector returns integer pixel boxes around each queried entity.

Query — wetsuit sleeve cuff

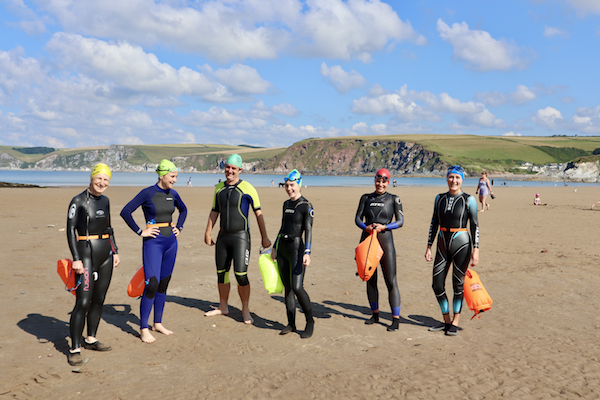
[136,228,143,235]
[386,222,399,230]
[358,222,367,230]
[304,244,311,255]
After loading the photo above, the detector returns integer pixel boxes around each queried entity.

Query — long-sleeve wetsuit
[120,184,187,330]
[355,191,404,317]
[211,180,261,286]
[275,196,314,331]
[427,191,479,315]
[66,189,118,350]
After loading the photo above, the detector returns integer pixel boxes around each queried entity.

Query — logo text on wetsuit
[285,209,295,213]
[370,203,385,207]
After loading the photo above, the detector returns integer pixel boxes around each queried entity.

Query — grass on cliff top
[0,145,110,163]
[125,145,285,164]
[296,135,600,166]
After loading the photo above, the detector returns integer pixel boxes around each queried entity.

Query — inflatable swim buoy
[127,265,146,297]
[57,258,77,295]
[355,231,384,281]
[258,252,283,294]
[463,269,493,320]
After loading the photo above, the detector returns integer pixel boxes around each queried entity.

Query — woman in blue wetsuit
[121,159,187,343]
[66,163,120,366]
[355,168,404,332]
[425,165,479,336]
[272,170,315,338]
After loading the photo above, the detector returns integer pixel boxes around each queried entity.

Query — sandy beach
[1,183,599,399]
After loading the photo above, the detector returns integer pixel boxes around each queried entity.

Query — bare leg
[238,284,253,324]
[452,313,461,326]
[140,328,156,343]
[153,323,173,335]
[205,282,230,316]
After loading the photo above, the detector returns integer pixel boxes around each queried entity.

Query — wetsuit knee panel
[145,276,159,299]
[157,275,172,293]
[235,272,249,286]
[217,270,230,284]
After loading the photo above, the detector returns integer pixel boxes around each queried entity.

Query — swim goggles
[375,174,389,182]
[447,165,464,179]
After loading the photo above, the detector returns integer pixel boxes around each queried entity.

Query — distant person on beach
[120,159,187,343]
[204,154,271,324]
[424,165,479,336]
[534,193,542,205]
[187,177,192,187]
[66,163,120,366]
[355,168,404,332]
[475,171,493,212]
[272,169,315,338]
[271,180,275,188]
[393,179,397,187]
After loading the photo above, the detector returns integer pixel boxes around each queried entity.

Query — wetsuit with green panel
[212,180,261,286]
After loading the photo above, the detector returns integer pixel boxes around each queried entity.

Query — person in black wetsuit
[424,165,479,336]
[272,169,315,338]
[120,159,187,343]
[66,163,120,366]
[355,168,404,332]
[204,154,271,324]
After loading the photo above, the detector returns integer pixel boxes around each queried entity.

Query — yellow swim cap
[91,163,111,180]
[156,159,178,177]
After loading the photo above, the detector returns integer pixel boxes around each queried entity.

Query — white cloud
[510,85,537,105]
[543,26,569,38]
[271,103,300,117]
[319,63,367,94]
[351,84,504,128]
[502,131,522,136]
[298,0,426,61]
[475,91,508,107]
[437,19,531,71]
[46,33,239,102]
[35,0,425,63]
[532,106,564,130]
[571,106,600,133]
[211,63,273,95]
[567,0,600,15]
[0,47,46,98]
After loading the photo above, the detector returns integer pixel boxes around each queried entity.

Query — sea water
[0,170,597,188]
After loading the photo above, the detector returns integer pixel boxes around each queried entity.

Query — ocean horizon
[1,170,597,188]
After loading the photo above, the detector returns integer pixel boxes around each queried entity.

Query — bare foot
[204,307,229,317]
[242,310,254,325]
[153,323,173,335]
[140,328,156,343]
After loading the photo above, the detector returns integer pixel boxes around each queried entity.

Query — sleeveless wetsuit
[120,184,187,330]
[478,180,489,196]
[67,190,118,349]
[275,196,314,330]
[427,191,479,315]
[212,180,261,286]
[355,191,404,317]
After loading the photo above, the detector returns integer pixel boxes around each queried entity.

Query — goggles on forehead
[375,174,389,182]
[284,176,300,182]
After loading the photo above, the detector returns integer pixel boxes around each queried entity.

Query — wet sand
[1,184,599,399]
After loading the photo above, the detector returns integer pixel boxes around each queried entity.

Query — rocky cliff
[2,140,600,181]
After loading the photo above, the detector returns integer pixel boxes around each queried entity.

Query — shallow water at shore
[1,170,597,188]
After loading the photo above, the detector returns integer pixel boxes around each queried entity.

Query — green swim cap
[226,154,243,168]
[156,159,178,176]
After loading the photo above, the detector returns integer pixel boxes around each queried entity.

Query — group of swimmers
[64,155,480,366]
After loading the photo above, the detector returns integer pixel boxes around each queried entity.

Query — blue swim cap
[447,165,464,180]
[284,169,302,188]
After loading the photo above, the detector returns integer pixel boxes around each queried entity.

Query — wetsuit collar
[154,183,170,193]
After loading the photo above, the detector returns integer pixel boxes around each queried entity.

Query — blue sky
[1,0,599,148]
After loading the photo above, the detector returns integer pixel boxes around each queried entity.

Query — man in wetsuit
[204,154,271,324]
[355,168,404,332]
